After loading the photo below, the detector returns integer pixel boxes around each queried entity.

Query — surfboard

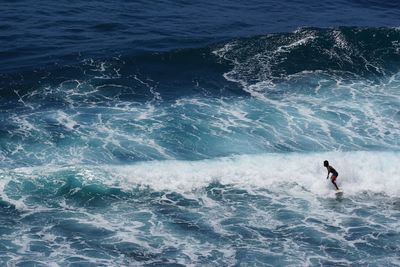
[335,189,343,195]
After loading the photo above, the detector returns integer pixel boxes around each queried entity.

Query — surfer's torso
[327,166,338,177]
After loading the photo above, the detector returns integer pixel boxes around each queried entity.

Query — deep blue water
[2,0,400,73]
[1,1,400,266]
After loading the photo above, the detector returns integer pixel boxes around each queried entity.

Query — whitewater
[0,151,399,266]
[1,22,400,267]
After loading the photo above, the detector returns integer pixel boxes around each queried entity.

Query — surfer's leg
[331,176,339,190]
[332,181,339,190]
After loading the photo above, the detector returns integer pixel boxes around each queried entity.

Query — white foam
[106,151,399,197]
[55,111,78,131]
[7,151,398,197]
[10,115,40,137]
[213,30,400,152]
[275,35,316,53]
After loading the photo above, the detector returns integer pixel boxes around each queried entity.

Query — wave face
[1,27,400,265]
[2,0,400,73]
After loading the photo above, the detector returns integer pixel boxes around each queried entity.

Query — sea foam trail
[109,151,399,196]
[6,151,398,197]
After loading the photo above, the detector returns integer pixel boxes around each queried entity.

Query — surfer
[324,160,339,190]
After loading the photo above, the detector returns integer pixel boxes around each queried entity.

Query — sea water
[1,1,400,266]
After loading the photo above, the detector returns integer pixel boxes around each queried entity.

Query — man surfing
[324,160,340,190]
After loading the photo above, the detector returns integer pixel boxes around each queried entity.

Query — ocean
[1,1,399,266]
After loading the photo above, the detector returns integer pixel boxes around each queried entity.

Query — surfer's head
[323,160,329,167]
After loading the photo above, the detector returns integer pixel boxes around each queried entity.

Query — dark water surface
[1,0,400,72]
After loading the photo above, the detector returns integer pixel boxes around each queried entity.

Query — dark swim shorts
[331,176,337,182]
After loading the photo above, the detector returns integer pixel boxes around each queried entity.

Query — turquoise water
[1,4,400,265]
[1,152,399,265]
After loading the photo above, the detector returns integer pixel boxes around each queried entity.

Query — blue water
[1,1,400,266]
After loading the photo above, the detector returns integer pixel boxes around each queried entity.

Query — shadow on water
[335,191,344,202]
